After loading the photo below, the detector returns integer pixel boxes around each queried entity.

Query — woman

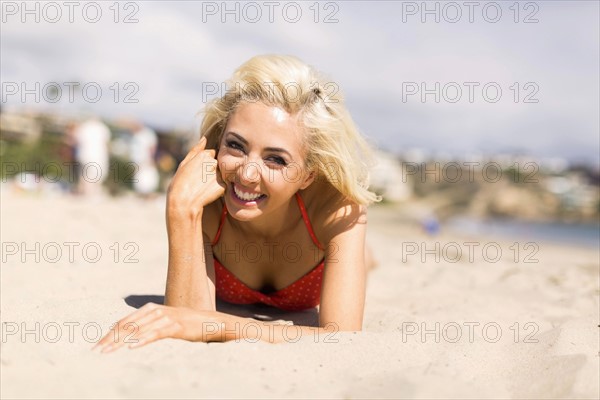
[94,55,381,351]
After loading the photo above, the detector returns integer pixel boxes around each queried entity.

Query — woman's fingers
[216,167,227,192]
[94,321,137,351]
[98,311,172,353]
[93,304,192,353]
[167,136,222,209]
[178,136,208,168]
[110,318,170,353]
[93,303,161,350]
[93,307,223,352]
[204,148,216,159]
[177,139,218,173]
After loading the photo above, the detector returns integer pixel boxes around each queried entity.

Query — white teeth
[233,184,263,201]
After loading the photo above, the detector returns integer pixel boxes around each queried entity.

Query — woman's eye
[266,156,287,166]
[225,140,244,152]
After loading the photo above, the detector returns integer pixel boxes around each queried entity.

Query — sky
[1,0,599,165]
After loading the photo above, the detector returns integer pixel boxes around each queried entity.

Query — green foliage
[1,133,134,194]
[1,134,66,180]
[104,156,136,195]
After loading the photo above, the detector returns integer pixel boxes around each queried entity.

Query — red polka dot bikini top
[211,192,325,311]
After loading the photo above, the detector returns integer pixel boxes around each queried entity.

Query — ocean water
[446,216,600,249]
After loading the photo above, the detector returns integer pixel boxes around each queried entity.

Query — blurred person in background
[62,121,79,193]
[73,117,110,198]
[129,121,159,198]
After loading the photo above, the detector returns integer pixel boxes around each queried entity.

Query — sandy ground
[1,187,599,399]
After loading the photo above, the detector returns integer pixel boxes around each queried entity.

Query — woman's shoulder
[300,180,367,245]
[201,198,225,243]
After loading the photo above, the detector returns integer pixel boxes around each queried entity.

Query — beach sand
[1,188,598,399]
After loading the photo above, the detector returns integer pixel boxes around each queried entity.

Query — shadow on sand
[124,294,319,327]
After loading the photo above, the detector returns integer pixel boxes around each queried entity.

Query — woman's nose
[238,158,262,184]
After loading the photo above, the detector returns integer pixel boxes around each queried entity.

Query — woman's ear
[299,170,315,190]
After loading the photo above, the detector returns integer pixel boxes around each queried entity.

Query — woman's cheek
[281,163,303,184]
[217,155,238,179]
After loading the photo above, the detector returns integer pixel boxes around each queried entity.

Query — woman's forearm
[164,208,215,311]
[208,314,344,344]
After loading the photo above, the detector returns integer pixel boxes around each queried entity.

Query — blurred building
[0,111,42,143]
[369,150,413,202]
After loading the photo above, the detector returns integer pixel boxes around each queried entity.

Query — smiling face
[217,101,314,221]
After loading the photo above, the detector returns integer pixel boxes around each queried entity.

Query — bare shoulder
[300,180,367,245]
[201,199,225,242]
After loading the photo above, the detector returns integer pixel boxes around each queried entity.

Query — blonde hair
[199,54,382,205]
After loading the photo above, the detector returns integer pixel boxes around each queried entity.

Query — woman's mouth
[231,183,267,204]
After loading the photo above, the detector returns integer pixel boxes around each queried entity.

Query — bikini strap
[211,203,228,245]
[295,192,325,251]
[212,194,324,251]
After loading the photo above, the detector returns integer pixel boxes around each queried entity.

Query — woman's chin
[224,191,267,220]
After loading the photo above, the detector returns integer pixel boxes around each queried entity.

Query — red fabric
[212,192,325,311]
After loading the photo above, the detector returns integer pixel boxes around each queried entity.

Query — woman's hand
[167,136,226,219]
[93,303,230,352]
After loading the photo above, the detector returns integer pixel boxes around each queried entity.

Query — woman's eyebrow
[227,131,292,158]
[264,146,292,158]
[227,131,248,145]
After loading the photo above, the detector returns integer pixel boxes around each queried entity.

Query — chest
[211,220,325,291]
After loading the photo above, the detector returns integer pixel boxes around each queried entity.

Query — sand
[1,187,598,399]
